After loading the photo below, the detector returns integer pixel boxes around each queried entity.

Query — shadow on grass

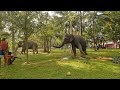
[1,49,120,79]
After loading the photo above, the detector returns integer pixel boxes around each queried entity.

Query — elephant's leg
[24,51,25,54]
[32,46,35,54]
[34,47,38,54]
[72,45,76,57]
[82,47,87,55]
[78,44,85,57]
[22,50,25,54]
[36,49,38,54]
[33,49,35,54]
[33,48,35,54]
[22,47,26,54]
[84,50,87,55]
[21,51,23,54]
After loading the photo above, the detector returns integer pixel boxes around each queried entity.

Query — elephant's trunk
[53,41,65,48]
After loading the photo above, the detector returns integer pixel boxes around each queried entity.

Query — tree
[8,11,40,61]
[100,11,120,48]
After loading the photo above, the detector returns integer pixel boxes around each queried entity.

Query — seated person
[5,51,18,65]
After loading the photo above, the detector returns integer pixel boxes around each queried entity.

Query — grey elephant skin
[53,34,87,57]
[17,40,38,54]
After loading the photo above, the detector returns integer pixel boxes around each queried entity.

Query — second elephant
[17,40,38,54]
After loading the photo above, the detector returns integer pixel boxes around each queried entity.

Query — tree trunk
[93,18,97,51]
[46,37,49,53]
[49,37,52,51]
[102,40,105,48]
[70,21,73,34]
[43,36,50,53]
[12,30,15,55]
[24,11,29,62]
[64,27,67,35]
[43,37,47,52]
[80,11,83,36]
[68,21,71,34]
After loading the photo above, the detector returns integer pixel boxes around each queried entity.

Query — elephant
[53,34,87,57]
[17,40,38,54]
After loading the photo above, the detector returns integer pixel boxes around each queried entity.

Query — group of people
[0,38,16,67]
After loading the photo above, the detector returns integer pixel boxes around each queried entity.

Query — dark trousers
[9,58,15,65]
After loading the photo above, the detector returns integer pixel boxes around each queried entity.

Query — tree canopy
[0,11,120,55]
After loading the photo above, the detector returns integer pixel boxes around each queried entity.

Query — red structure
[105,42,117,48]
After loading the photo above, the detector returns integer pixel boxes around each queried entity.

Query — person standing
[1,38,9,55]
[0,38,2,66]
[0,38,9,66]
[0,38,5,67]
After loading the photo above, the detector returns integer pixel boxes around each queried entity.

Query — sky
[48,11,54,16]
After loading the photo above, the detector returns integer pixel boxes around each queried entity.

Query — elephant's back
[28,41,38,47]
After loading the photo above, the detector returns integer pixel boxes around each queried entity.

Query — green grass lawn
[0,48,120,79]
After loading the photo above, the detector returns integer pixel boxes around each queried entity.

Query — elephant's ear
[18,41,23,47]
[20,41,24,45]
[69,35,74,42]
[22,41,24,44]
